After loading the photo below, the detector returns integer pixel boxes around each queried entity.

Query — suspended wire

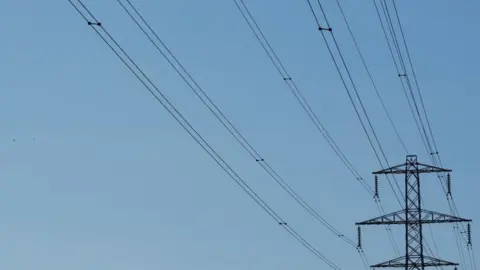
[427,224,443,264]
[233,0,377,263]
[310,0,450,264]
[112,0,357,248]
[290,0,409,257]
[390,0,439,156]
[67,1,342,269]
[378,200,437,265]
[332,0,407,154]
[372,0,430,153]
[454,225,468,270]
[375,2,449,264]
[359,249,371,270]
[323,1,448,261]
[373,1,474,268]
[306,0,404,208]
[373,1,445,260]
[378,0,433,164]
[305,0,411,258]
[222,4,376,261]
[375,199,401,257]
[232,0,399,262]
[384,0,472,248]
[322,0,447,262]
[380,0,433,157]
[379,0,442,187]
[378,0,430,152]
[467,248,476,270]
[231,0,372,194]
[472,247,478,270]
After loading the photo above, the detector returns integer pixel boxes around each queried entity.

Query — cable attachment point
[278,222,287,226]
[283,77,292,81]
[398,74,407,77]
[447,173,452,197]
[467,223,472,246]
[374,175,379,199]
[255,158,264,162]
[318,26,332,32]
[430,151,439,155]
[357,226,362,249]
[87,21,102,26]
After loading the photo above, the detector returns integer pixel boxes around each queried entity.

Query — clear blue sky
[1,0,479,269]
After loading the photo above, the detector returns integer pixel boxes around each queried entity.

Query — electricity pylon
[356,155,472,270]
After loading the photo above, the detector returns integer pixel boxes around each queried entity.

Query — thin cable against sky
[67,1,344,269]
[114,0,359,249]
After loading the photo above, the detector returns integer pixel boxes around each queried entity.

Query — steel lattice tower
[356,155,472,270]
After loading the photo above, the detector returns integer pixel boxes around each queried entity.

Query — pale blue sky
[1,0,479,269]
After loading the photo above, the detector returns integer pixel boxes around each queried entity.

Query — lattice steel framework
[356,155,471,270]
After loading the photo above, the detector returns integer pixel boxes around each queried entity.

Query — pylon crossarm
[416,163,451,173]
[356,210,405,225]
[373,162,451,175]
[371,256,458,268]
[416,163,451,174]
[357,155,472,270]
[421,209,471,223]
[356,209,471,225]
[371,256,407,268]
[373,163,406,175]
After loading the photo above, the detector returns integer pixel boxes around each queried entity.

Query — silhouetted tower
[356,155,472,270]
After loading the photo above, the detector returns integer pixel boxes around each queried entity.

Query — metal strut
[356,155,471,270]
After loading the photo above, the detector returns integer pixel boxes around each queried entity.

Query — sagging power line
[114,0,358,249]
[67,1,343,269]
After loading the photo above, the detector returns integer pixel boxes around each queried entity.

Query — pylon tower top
[356,155,471,270]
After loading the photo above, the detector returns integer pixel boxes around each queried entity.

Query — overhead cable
[67,1,342,269]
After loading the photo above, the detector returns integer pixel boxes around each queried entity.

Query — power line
[304,2,452,266]
[114,0,358,248]
[357,156,472,270]
[372,0,430,153]
[306,0,404,208]
[235,0,401,258]
[233,0,404,261]
[383,0,471,246]
[371,2,446,264]
[301,2,411,257]
[231,0,371,194]
[67,1,343,269]
[230,1,402,264]
[454,225,468,269]
[472,247,478,270]
[332,0,407,155]
[321,4,448,260]
[233,0,403,258]
[375,1,456,267]
[383,2,472,252]
[372,1,475,269]
[233,1,447,266]
[390,0,439,156]
[380,0,433,157]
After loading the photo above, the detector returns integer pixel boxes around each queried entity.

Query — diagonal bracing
[356,155,472,270]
